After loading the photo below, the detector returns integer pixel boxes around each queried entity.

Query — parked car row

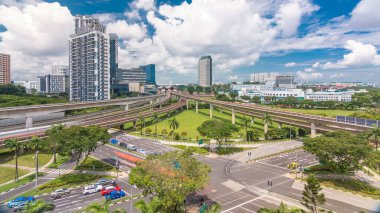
[83,179,126,200]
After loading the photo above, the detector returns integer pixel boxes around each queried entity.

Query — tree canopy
[304,131,372,173]
[197,119,240,146]
[129,151,210,212]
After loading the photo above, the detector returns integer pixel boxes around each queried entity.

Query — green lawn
[0,166,29,184]
[0,151,52,168]
[274,107,355,118]
[48,155,70,169]
[0,94,66,108]
[140,109,287,140]
[0,173,44,194]
[76,156,116,172]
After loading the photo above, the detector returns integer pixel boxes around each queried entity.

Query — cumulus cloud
[228,75,238,81]
[349,0,380,29]
[320,40,380,69]
[0,2,73,80]
[131,0,155,11]
[330,73,349,78]
[285,62,296,67]
[106,20,147,41]
[296,71,322,80]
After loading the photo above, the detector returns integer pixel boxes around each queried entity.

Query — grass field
[319,178,380,199]
[48,155,70,169]
[274,107,355,118]
[138,109,288,140]
[0,173,44,193]
[0,166,29,184]
[0,151,52,168]
[76,156,116,172]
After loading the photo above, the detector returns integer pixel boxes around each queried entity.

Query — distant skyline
[1,0,380,84]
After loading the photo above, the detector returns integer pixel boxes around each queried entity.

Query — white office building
[69,15,110,101]
[198,56,212,87]
[240,88,305,100]
[250,72,278,83]
[304,90,364,102]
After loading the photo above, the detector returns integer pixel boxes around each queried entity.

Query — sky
[0,0,380,84]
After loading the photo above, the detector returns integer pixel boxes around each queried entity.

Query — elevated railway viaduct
[174,93,371,137]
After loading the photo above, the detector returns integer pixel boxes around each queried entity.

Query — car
[137,148,148,155]
[95,179,111,186]
[83,184,102,195]
[13,203,27,212]
[51,188,71,197]
[101,185,121,196]
[105,190,126,200]
[127,144,137,151]
[7,196,35,208]
[119,142,128,148]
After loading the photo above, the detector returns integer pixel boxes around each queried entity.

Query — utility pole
[35,151,39,191]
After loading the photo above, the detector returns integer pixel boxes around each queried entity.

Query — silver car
[51,188,71,197]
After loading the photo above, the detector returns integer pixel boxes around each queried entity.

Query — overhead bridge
[174,92,372,137]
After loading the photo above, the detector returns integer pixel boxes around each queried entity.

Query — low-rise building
[304,89,365,102]
[240,88,305,100]
[13,81,38,94]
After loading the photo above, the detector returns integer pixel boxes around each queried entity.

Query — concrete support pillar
[133,120,137,130]
[251,116,254,124]
[186,100,189,110]
[310,122,316,138]
[232,108,235,124]
[264,122,268,134]
[278,123,283,129]
[150,100,153,111]
[26,117,33,129]
[196,101,199,114]
[125,104,129,111]
[210,104,213,118]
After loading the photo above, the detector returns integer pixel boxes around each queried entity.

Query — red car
[101,185,121,196]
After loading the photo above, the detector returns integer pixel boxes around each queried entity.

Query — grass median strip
[47,155,70,169]
[0,172,45,194]
[76,156,117,172]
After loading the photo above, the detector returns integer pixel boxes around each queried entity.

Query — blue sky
[1,0,380,84]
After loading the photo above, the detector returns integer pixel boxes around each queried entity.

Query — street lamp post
[35,151,39,190]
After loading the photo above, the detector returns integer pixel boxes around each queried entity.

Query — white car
[83,185,102,195]
[104,185,115,191]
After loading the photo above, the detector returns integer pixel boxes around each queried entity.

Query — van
[127,144,137,151]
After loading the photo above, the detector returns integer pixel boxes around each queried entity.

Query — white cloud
[349,0,380,29]
[274,0,319,37]
[131,0,155,11]
[106,20,147,41]
[320,40,380,69]
[330,73,349,78]
[284,62,296,67]
[304,68,313,72]
[312,62,320,68]
[296,71,322,80]
[0,2,73,80]
[228,75,238,81]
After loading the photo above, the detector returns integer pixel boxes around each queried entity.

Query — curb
[108,195,144,207]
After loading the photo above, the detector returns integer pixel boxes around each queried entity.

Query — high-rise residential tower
[109,33,118,87]
[0,53,11,85]
[198,56,212,87]
[69,15,110,101]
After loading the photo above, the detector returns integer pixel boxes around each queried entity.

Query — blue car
[8,196,35,208]
[105,190,126,200]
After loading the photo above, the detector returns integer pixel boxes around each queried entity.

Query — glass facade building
[140,64,156,84]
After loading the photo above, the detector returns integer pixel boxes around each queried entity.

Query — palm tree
[168,117,180,139]
[28,136,42,152]
[5,138,23,182]
[151,112,160,137]
[138,114,145,135]
[263,112,272,137]
[25,199,55,213]
[240,116,251,141]
[46,123,65,164]
[84,200,125,213]
[368,127,380,150]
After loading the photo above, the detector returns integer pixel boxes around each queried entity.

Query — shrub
[145,128,152,134]
[216,147,245,155]
[161,129,168,135]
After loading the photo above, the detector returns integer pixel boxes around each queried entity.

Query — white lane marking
[55,200,81,207]
[221,195,265,213]
[220,195,251,206]
[238,206,255,212]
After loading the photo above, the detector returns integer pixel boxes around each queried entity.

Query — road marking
[220,195,251,206]
[238,206,255,212]
[255,161,290,171]
[55,200,81,207]
[221,195,265,213]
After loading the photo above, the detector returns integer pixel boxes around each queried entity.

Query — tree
[180,131,187,139]
[258,202,303,213]
[368,127,380,150]
[135,198,161,213]
[266,128,285,140]
[5,138,24,181]
[251,96,261,104]
[83,200,125,213]
[161,128,168,136]
[129,151,210,212]
[46,123,65,163]
[246,129,261,141]
[28,136,42,152]
[151,112,160,137]
[205,203,221,213]
[301,174,326,213]
[263,113,272,137]
[168,117,180,139]
[197,119,239,146]
[25,199,55,213]
[145,127,153,135]
[196,86,204,94]
[187,86,195,94]
[304,131,372,173]
[56,125,111,172]
[204,87,212,94]
[138,114,146,135]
